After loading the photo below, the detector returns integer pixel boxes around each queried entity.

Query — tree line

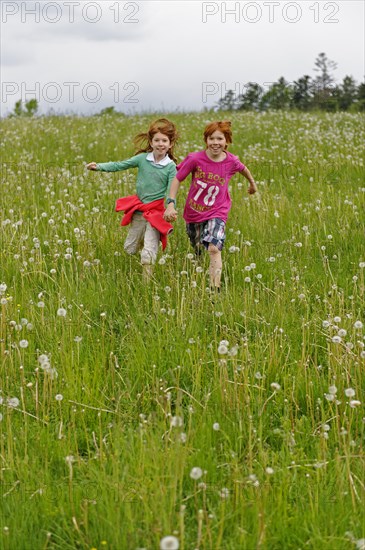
[216,53,365,112]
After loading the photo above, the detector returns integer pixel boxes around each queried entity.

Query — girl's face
[205,130,227,157]
[150,132,171,158]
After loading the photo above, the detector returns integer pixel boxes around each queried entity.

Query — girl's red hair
[203,121,232,149]
[134,118,179,163]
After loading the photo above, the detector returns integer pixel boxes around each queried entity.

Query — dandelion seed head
[324,393,335,402]
[190,467,203,480]
[228,345,238,356]
[160,536,179,550]
[218,344,228,355]
[57,308,67,317]
[170,415,183,428]
[0,283,7,294]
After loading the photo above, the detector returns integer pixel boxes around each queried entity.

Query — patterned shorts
[186,218,226,252]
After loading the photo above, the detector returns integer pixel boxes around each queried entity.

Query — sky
[1,0,364,115]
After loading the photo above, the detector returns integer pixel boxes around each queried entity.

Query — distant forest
[7,52,365,117]
[216,53,365,112]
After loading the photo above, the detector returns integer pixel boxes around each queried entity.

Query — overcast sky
[1,0,364,115]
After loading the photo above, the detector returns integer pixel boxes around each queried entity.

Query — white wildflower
[190,467,203,480]
[160,536,179,550]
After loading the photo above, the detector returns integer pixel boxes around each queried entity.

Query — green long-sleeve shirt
[96,153,177,204]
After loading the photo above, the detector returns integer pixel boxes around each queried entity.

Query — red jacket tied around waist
[115,195,173,250]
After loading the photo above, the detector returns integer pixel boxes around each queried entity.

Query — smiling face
[205,130,227,159]
[150,132,171,160]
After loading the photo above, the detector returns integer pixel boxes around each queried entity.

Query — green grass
[0,111,364,549]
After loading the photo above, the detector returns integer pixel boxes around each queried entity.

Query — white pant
[123,211,160,265]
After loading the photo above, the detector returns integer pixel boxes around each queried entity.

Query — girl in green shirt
[87,118,178,280]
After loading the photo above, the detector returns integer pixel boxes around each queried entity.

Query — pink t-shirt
[176,150,246,223]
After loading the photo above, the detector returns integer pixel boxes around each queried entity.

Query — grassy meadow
[0,111,364,550]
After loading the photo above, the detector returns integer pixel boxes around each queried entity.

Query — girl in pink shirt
[164,121,257,291]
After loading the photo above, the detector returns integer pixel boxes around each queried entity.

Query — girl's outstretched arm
[240,167,257,194]
[86,162,98,170]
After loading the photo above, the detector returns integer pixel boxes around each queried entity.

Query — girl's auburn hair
[134,118,179,163]
[203,120,232,148]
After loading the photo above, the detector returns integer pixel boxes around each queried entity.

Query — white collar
[146,152,173,166]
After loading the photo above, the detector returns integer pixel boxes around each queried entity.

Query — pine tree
[312,52,337,110]
[237,82,263,111]
[261,78,292,110]
[292,76,313,111]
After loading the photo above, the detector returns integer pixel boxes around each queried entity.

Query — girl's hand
[86,162,98,170]
[164,205,177,222]
[248,182,257,194]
